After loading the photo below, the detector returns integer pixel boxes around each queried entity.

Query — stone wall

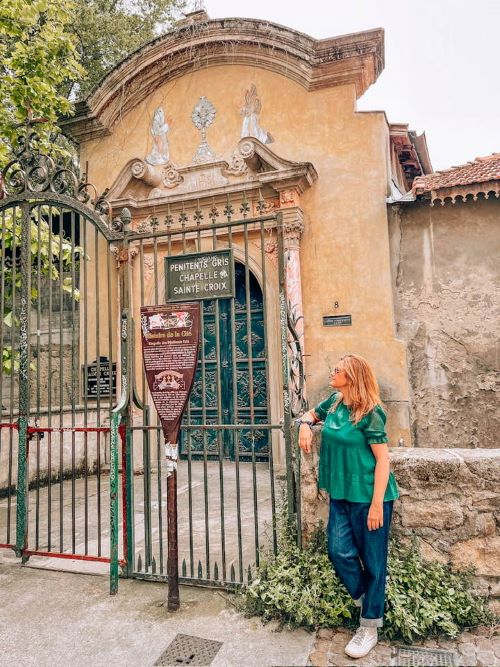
[300,433,500,603]
[388,198,500,448]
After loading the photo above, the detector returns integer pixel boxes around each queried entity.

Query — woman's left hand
[367,502,383,531]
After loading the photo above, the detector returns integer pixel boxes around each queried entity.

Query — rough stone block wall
[300,431,500,604]
[388,199,499,448]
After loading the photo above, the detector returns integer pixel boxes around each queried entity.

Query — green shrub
[242,525,355,629]
[384,539,493,641]
[240,516,495,641]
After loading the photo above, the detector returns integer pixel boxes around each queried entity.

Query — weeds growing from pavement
[240,510,495,641]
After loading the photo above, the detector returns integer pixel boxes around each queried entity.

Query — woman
[296,354,398,659]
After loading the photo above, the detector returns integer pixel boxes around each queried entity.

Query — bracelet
[294,418,314,428]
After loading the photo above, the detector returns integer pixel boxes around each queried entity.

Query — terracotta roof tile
[412,153,500,194]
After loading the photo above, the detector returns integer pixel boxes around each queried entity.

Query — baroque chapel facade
[61,10,499,453]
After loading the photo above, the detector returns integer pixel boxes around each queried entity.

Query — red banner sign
[140,303,200,453]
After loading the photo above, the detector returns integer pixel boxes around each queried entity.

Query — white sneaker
[344,626,378,658]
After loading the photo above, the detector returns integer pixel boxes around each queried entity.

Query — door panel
[182,263,269,459]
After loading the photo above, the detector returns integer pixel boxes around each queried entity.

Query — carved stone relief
[162,165,183,188]
[142,255,155,281]
[114,133,317,213]
[145,107,170,165]
[240,84,274,144]
[252,198,280,217]
[192,96,217,163]
[222,152,248,177]
[251,229,278,268]
[280,189,300,208]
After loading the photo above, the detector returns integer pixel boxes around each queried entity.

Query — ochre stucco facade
[62,16,426,452]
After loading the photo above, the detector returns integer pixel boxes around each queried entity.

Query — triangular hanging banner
[140,303,200,453]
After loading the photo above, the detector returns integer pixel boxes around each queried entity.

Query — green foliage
[0,0,84,167]
[241,517,355,629]
[240,514,494,641]
[70,0,187,99]
[384,539,494,641]
[1,207,82,375]
[0,0,186,167]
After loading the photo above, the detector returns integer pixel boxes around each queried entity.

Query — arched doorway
[183,262,269,460]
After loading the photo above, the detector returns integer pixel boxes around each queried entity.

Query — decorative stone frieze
[61,19,384,142]
[252,198,279,217]
[107,137,317,214]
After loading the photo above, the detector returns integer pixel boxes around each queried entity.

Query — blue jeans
[327,498,393,628]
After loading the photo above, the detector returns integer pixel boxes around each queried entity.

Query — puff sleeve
[363,405,388,444]
[313,392,338,421]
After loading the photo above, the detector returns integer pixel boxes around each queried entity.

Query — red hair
[333,354,382,424]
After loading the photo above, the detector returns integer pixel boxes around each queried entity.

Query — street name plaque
[165,249,234,302]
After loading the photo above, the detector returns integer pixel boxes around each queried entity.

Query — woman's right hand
[298,424,313,454]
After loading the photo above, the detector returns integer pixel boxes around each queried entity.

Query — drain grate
[394,646,458,667]
[154,633,223,666]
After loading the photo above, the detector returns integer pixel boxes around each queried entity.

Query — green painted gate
[185,262,270,461]
[125,206,305,587]
[0,122,306,594]
[0,124,127,593]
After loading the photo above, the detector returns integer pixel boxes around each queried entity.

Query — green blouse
[313,393,399,503]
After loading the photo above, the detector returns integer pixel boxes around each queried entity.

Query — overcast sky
[202,0,499,172]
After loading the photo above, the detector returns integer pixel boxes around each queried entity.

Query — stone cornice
[238,138,318,193]
[60,18,384,143]
[106,137,318,210]
[422,181,500,207]
[393,180,500,207]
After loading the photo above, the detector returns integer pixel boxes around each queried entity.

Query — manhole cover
[394,646,458,667]
[154,633,223,666]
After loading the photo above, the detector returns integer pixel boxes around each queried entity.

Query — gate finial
[111,207,132,233]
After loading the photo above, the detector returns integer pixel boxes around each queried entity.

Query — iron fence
[0,123,305,594]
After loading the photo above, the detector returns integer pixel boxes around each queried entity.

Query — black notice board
[83,357,117,398]
[165,249,235,302]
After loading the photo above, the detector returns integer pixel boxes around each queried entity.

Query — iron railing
[0,123,306,594]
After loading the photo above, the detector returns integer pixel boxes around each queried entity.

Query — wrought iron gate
[123,204,301,587]
[0,126,125,592]
[0,124,304,594]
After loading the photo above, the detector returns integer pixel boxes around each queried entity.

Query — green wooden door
[183,263,269,460]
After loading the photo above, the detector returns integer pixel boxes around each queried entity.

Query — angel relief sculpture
[240,84,274,144]
[145,107,170,165]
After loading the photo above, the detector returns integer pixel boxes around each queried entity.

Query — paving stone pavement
[308,626,500,667]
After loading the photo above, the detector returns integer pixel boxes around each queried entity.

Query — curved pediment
[61,16,384,143]
[108,137,318,210]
